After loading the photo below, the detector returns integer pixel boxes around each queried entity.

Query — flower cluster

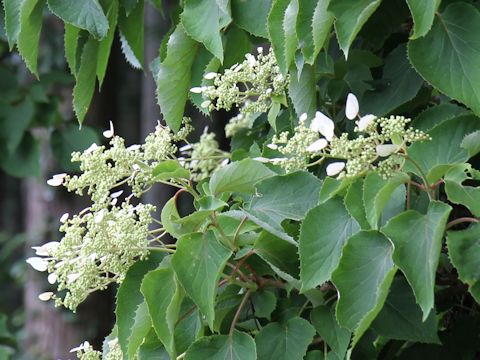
[72,338,122,360]
[264,94,430,179]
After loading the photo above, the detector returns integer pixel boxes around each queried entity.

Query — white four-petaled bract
[26,257,48,272]
[358,114,376,131]
[326,162,346,176]
[310,111,335,141]
[306,138,328,152]
[103,120,114,138]
[345,93,359,120]
[376,144,400,157]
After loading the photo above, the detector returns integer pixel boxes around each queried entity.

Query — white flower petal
[257,47,263,54]
[326,162,346,176]
[270,157,287,164]
[48,273,57,284]
[190,87,203,94]
[376,144,400,157]
[84,143,98,154]
[67,273,81,283]
[53,173,67,179]
[204,72,217,80]
[358,114,376,131]
[38,292,54,301]
[110,190,123,198]
[126,144,141,151]
[299,113,308,122]
[266,143,278,150]
[201,100,211,108]
[70,341,90,353]
[94,209,105,224]
[179,144,192,152]
[111,198,118,206]
[220,158,229,167]
[345,93,359,120]
[311,111,335,141]
[306,138,328,152]
[103,120,114,138]
[60,213,69,223]
[26,257,48,272]
[253,157,270,163]
[47,177,64,187]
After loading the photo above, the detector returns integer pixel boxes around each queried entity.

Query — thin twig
[445,217,479,230]
[229,289,252,336]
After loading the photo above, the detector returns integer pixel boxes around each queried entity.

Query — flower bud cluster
[73,338,122,360]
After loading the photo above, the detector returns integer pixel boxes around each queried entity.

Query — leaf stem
[229,289,252,336]
[445,217,479,230]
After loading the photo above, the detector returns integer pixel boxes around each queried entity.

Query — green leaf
[310,306,350,360]
[50,124,100,172]
[127,301,152,359]
[361,44,423,116]
[245,171,321,240]
[116,256,162,357]
[284,0,298,71]
[363,172,409,229]
[461,130,480,158]
[254,230,300,279]
[231,0,272,38]
[118,0,144,68]
[444,165,480,218]
[329,0,381,58]
[406,114,480,183]
[120,0,138,15]
[141,267,183,358]
[412,103,468,132]
[73,36,99,124]
[209,159,275,196]
[156,25,198,132]
[47,0,109,39]
[251,290,277,320]
[255,317,316,360]
[0,132,40,177]
[181,0,228,62]
[97,0,118,86]
[408,3,480,117]
[3,0,22,49]
[372,277,440,343]
[268,0,290,74]
[288,63,316,117]
[152,160,190,181]
[223,25,252,69]
[406,0,440,39]
[300,0,333,64]
[299,197,360,292]
[344,179,369,230]
[0,98,34,154]
[171,231,232,329]
[447,224,480,303]
[382,201,452,319]
[185,330,256,360]
[17,0,45,76]
[64,24,81,76]
[332,230,396,346]
[138,329,170,360]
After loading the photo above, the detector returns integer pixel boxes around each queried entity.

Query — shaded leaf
[118,0,144,68]
[311,306,350,360]
[231,0,272,38]
[288,63,316,117]
[406,0,441,39]
[3,0,22,49]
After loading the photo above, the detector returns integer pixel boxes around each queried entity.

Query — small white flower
[179,144,192,152]
[38,292,54,301]
[306,138,328,152]
[204,72,217,80]
[220,158,229,167]
[253,157,270,163]
[110,190,123,198]
[310,111,335,141]
[70,341,90,353]
[201,100,211,108]
[67,273,81,283]
[266,143,278,150]
[358,114,376,131]
[32,241,60,256]
[47,273,57,284]
[132,164,140,171]
[94,209,105,224]
[47,173,66,187]
[60,213,69,223]
[266,88,272,94]
[26,257,48,272]
[53,173,67,179]
[345,93,359,120]
[376,144,400,157]
[233,64,243,72]
[103,120,114,138]
[257,47,263,54]
[126,144,141,151]
[245,53,256,67]
[84,143,98,154]
[326,162,346,176]
[178,157,186,167]
[190,87,203,94]
[299,113,308,122]
[111,198,118,206]
[189,159,199,168]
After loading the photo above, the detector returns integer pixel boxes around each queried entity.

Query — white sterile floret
[32,241,60,256]
[70,341,90,353]
[190,87,203,93]
[326,162,346,176]
[306,138,328,152]
[310,111,335,141]
[358,114,376,131]
[84,143,99,155]
[345,93,359,120]
[253,157,270,163]
[38,292,54,301]
[126,144,141,151]
[267,143,278,150]
[204,72,217,80]
[201,100,211,108]
[103,121,115,138]
[48,273,57,284]
[299,113,308,122]
[376,144,400,157]
[26,257,48,272]
[47,173,67,186]
[60,213,69,223]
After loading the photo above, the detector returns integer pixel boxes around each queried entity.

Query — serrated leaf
[311,0,333,63]
[332,230,396,346]
[181,0,228,62]
[363,172,408,229]
[408,3,480,117]
[288,63,316,117]
[268,0,290,74]
[310,306,350,360]
[188,46,216,115]
[329,0,381,58]
[127,301,152,359]
[444,165,480,218]
[73,36,99,124]
[17,0,45,76]
[382,201,451,319]
[412,103,468,132]
[251,290,277,320]
[406,114,480,183]
[97,0,118,86]
[461,130,480,158]
[118,0,144,68]
[116,256,162,357]
[152,160,190,181]
[141,267,183,358]
[406,0,440,39]
[283,0,298,71]
[64,24,81,76]
[138,329,170,360]
[209,159,275,196]
[185,330,256,360]
[156,25,198,132]
[223,25,252,69]
[447,224,480,303]
[372,277,440,343]
[231,0,272,38]
[255,317,315,360]
[299,197,360,291]
[3,0,22,49]
[120,0,138,15]
[344,179,369,230]
[171,231,232,329]
[47,0,109,39]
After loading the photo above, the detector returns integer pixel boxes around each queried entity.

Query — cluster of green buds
[263,93,430,178]
[191,47,289,135]
[71,338,122,360]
